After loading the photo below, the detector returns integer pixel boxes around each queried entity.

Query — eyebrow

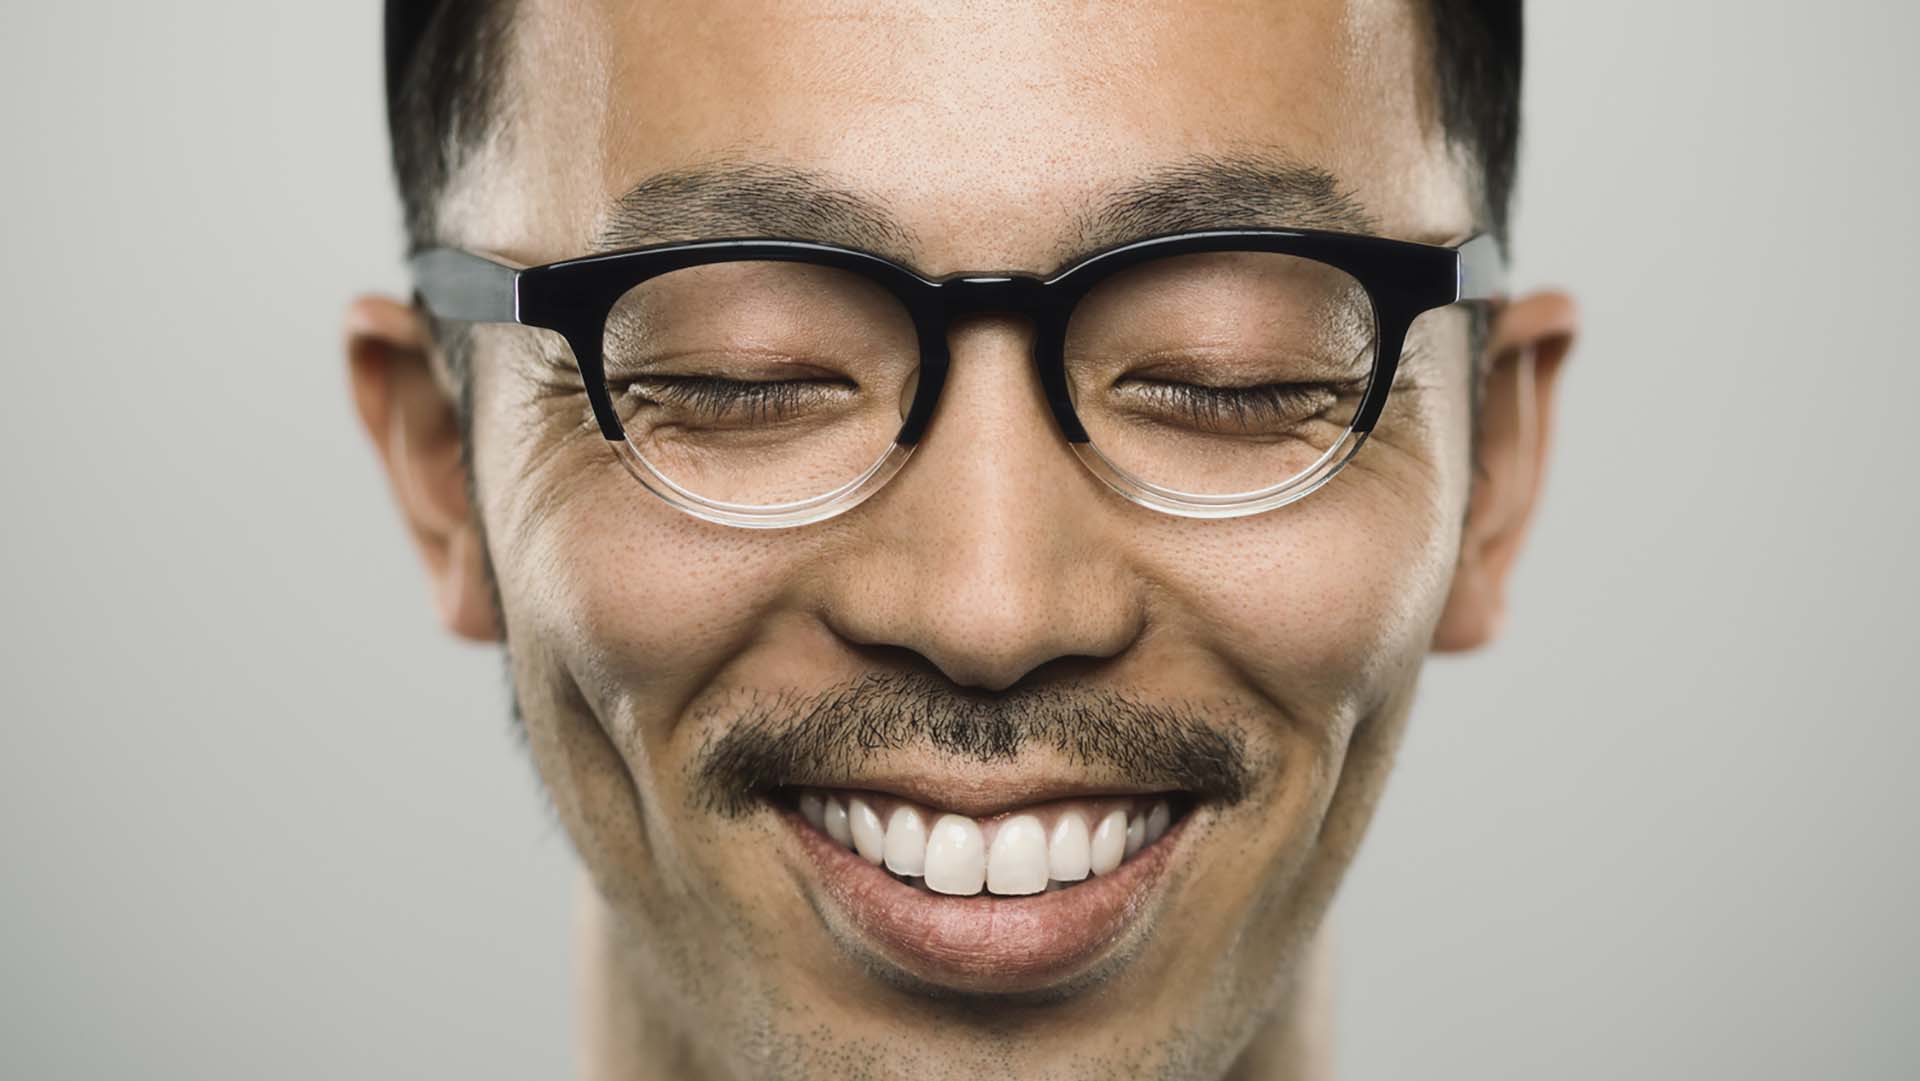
[1074,155,1377,256]
[592,161,919,259]
[589,153,1378,271]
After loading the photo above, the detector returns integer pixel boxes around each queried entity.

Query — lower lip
[781,797,1191,995]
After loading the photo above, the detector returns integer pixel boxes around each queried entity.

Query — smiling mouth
[767,784,1202,994]
[775,786,1195,895]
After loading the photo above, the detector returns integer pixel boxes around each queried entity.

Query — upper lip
[772,769,1186,818]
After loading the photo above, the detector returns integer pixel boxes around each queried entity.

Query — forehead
[489,0,1469,272]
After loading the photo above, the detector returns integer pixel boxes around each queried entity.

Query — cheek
[473,350,810,734]
[1156,364,1469,719]
[473,358,821,915]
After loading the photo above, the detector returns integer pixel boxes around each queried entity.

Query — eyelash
[619,374,853,422]
[1126,378,1361,428]
[612,374,1365,430]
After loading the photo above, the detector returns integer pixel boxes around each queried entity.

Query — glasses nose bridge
[934,273,1052,320]
[914,271,1090,450]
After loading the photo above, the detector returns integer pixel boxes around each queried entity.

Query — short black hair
[1426,1,1523,251]
[385,0,1522,254]
[385,0,520,255]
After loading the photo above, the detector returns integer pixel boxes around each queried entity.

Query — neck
[576,871,1336,1081]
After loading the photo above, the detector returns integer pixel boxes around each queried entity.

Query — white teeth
[805,790,1182,887]
[987,814,1049,895]
[848,797,886,865]
[1047,812,1092,882]
[883,806,928,877]
[823,797,853,849]
[1144,799,1170,845]
[1090,809,1128,875]
[923,814,986,895]
[799,791,826,831]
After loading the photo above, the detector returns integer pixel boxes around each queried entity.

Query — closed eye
[1115,377,1360,431]
[617,374,857,423]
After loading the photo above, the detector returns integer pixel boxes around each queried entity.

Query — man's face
[353,1,1571,1076]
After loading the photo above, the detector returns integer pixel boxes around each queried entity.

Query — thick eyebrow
[1070,154,1378,259]
[590,153,1377,270]
[591,160,919,260]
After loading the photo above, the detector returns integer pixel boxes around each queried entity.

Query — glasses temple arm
[407,247,523,323]
[1455,233,1508,303]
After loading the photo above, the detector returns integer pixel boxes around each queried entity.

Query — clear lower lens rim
[609,438,914,529]
[1068,425,1372,519]
[609,427,1369,526]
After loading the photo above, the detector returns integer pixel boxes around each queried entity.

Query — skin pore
[346,1,1577,1078]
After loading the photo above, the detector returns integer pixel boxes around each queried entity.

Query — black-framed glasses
[410,227,1506,529]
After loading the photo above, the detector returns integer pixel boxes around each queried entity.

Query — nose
[819,314,1145,691]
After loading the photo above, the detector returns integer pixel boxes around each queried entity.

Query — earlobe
[1431,290,1579,653]
[437,518,502,642]
[345,295,503,643]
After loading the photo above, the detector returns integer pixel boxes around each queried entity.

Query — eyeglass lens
[599,251,1378,508]
[1063,251,1376,497]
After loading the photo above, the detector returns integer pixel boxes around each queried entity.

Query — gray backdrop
[2,3,1913,1078]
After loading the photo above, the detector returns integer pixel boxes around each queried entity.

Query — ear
[1431,290,1579,653]
[345,295,502,642]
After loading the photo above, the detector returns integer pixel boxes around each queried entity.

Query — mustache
[690,672,1254,818]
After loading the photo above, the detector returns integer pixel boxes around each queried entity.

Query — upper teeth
[795,788,1175,897]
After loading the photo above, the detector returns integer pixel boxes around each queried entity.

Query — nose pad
[937,314,1054,440]
[898,364,919,423]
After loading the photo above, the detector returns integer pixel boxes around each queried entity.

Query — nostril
[832,625,1128,699]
